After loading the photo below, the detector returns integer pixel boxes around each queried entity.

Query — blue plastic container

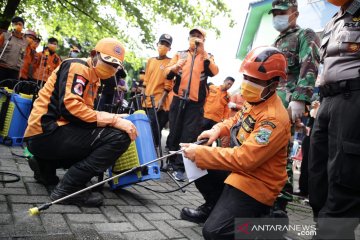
[0,92,32,146]
[108,110,160,189]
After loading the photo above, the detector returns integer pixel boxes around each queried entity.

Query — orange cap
[240,46,287,81]
[24,29,37,38]
[94,38,125,67]
[189,27,206,39]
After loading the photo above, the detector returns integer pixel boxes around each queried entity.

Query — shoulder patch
[71,74,88,97]
[242,115,256,133]
[255,127,272,145]
[260,121,276,129]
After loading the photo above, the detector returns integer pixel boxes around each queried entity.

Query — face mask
[240,79,275,103]
[157,45,169,56]
[189,37,202,50]
[48,43,57,52]
[327,0,351,6]
[26,36,34,44]
[27,39,37,49]
[13,25,23,33]
[70,51,79,58]
[272,12,296,32]
[139,73,145,81]
[94,57,118,79]
[240,79,265,102]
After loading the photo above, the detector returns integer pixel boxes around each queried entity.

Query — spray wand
[29,138,208,216]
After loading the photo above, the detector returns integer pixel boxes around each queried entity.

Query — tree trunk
[0,0,21,32]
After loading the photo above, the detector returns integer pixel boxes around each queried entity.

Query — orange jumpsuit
[164,50,219,102]
[20,45,37,80]
[142,57,173,108]
[203,84,230,123]
[25,58,99,139]
[32,48,61,82]
[194,93,291,206]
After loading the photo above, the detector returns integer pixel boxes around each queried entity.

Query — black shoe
[50,184,104,207]
[28,157,59,186]
[273,199,288,212]
[180,204,212,223]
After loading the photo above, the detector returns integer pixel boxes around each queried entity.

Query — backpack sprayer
[28,138,208,216]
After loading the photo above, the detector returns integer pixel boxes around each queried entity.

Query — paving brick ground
[1,144,358,240]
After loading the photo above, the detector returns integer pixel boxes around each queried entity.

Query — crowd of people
[0,0,359,239]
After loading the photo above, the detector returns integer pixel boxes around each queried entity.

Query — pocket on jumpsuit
[339,140,360,190]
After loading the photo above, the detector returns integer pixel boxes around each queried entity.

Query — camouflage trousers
[273,130,294,210]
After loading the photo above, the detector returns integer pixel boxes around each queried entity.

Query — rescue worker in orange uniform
[20,30,38,80]
[25,38,137,207]
[33,37,61,85]
[142,34,174,146]
[164,27,219,181]
[202,77,234,131]
[181,46,291,239]
[228,92,245,117]
[0,16,28,82]
[19,29,39,94]
[221,91,245,147]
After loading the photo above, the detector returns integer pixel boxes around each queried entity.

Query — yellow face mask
[13,25,23,33]
[327,0,351,6]
[189,37,202,50]
[26,36,34,45]
[139,73,145,81]
[240,79,266,103]
[94,58,118,80]
[157,45,169,56]
[48,43,57,52]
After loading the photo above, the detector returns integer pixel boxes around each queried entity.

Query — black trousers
[309,92,360,239]
[27,124,131,188]
[299,135,310,195]
[167,96,204,170]
[194,170,230,207]
[145,108,169,146]
[203,184,270,240]
[201,117,217,132]
[0,67,19,82]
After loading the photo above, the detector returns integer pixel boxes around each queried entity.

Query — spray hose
[29,138,208,216]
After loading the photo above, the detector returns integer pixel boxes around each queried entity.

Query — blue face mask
[272,15,290,32]
[69,51,79,58]
[273,11,296,32]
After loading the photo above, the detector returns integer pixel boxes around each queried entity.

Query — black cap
[11,16,25,25]
[158,34,173,46]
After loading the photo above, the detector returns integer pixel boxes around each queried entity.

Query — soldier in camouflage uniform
[269,0,320,212]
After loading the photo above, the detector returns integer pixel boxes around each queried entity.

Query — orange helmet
[94,38,125,67]
[240,46,287,81]
[24,29,37,38]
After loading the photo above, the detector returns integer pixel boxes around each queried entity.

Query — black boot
[50,181,103,207]
[28,156,59,186]
[180,203,213,223]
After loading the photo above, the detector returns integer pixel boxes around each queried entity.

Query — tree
[0,0,234,69]
[0,0,21,31]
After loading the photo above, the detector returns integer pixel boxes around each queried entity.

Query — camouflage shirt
[273,25,320,107]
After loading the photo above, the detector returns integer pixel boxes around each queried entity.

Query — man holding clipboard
[181,46,291,239]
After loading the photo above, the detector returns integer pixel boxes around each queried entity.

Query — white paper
[182,153,208,181]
